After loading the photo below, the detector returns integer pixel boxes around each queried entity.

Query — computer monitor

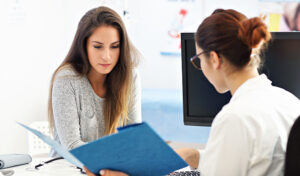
[181,32,300,126]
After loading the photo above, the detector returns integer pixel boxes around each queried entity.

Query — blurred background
[1,0,300,154]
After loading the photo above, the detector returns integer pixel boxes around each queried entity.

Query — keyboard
[168,171,201,176]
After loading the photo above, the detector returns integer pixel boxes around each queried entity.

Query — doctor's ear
[209,51,222,70]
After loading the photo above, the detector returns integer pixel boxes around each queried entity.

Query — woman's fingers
[83,166,96,176]
[83,167,128,176]
[100,169,128,176]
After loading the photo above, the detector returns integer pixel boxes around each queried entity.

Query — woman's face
[86,25,120,75]
[195,44,228,94]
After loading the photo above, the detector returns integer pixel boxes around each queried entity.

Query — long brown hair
[48,6,139,135]
[195,9,271,69]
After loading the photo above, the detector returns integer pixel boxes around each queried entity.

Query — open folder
[18,122,188,176]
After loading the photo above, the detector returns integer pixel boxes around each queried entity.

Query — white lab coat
[198,74,300,176]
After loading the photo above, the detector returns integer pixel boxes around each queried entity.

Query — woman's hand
[84,167,128,176]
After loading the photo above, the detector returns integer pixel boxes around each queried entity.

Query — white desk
[2,156,83,176]
[2,142,204,176]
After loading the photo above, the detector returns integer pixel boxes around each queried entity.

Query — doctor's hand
[84,167,128,176]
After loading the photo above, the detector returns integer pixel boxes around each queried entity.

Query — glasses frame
[189,51,208,70]
[30,157,85,174]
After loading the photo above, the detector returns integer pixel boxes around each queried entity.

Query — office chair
[284,115,300,176]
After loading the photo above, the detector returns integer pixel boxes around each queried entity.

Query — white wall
[0,0,125,154]
[127,0,203,89]
[0,0,261,154]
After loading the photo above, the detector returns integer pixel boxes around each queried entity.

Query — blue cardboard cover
[70,122,188,176]
[18,122,188,175]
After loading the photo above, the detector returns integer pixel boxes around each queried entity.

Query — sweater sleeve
[126,69,142,125]
[52,72,86,150]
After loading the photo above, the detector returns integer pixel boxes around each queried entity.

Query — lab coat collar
[230,74,272,103]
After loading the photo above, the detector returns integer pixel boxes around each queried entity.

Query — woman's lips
[99,64,111,68]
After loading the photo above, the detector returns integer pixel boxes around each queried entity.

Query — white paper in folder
[0,154,32,169]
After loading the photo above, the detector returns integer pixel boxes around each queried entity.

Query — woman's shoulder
[56,65,78,77]
[52,65,86,89]
[131,68,139,76]
[131,68,141,89]
[131,68,140,82]
[54,64,82,81]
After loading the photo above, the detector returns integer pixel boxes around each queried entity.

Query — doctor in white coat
[177,9,300,176]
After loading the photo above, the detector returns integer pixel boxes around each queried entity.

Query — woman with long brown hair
[48,6,141,159]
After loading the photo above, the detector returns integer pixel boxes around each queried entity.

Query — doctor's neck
[225,66,259,95]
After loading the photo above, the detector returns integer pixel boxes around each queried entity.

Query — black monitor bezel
[181,32,300,126]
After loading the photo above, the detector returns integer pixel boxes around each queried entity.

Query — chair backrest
[284,115,300,176]
[28,121,51,156]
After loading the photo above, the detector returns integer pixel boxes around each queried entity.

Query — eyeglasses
[26,157,85,174]
[190,51,207,70]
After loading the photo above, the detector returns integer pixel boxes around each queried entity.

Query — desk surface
[5,158,192,176]
[2,142,204,176]
[2,156,83,176]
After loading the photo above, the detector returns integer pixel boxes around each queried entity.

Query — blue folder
[18,122,188,176]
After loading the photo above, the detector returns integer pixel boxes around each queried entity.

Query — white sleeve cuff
[197,149,205,170]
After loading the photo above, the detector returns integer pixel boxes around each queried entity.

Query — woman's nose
[101,49,110,61]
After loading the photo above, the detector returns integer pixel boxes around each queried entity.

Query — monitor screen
[181,32,300,126]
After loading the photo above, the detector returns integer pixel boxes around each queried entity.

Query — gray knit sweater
[50,66,141,157]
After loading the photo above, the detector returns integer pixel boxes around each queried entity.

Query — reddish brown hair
[195,9,271,68]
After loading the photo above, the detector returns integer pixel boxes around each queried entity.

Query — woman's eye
[93,46,102,49]
[112,45,120,49]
